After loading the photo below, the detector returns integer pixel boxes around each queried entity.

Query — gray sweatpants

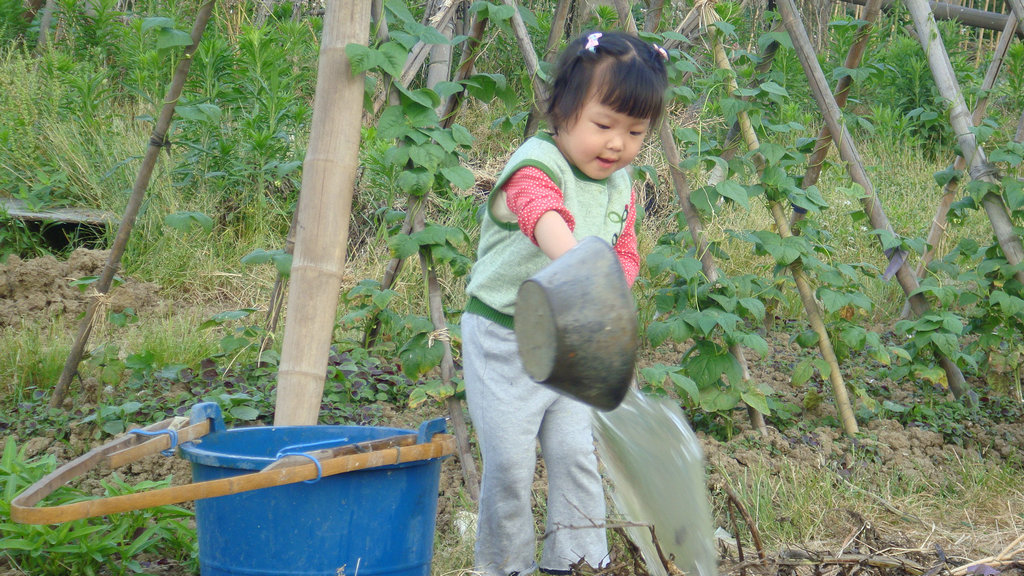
[462,313,608,576]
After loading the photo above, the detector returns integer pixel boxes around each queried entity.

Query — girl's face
[553,97,651,180]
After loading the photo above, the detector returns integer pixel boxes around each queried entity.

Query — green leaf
[141,16,175,31]
[716,179,749,207]
[817,288,851,313]
[397,168,434,195]
[740,389,770,415]
[377,106,413,139]
[229,405,260,420]
[451,123,474,147]
[687,341,742,388]
[399,332,445,379]
[647,317,693,346]
[759,81,788,97]
[440,165,475,189]
[712,20,737,37]
[700,384,741,412]
[176,103,222,123]
[156,28,192,50]
[242,248,283,266]
[409,143,446,171]
[933,165,961,187]
[670,372,700,403]
[395,84,441,109]
[199,308,255,329]
[389,233,420,259]
[1003,177,1024,211]
[811,357,832,378]
[794,329,819,348]
[738,297,766,320]
[992,290,1024,316]
[751,230,804,266]
[164,211,213,233]
[929,332,959,358]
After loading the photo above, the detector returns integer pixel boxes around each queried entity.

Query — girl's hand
[534,211,578,260]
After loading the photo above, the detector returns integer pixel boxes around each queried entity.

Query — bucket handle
[11,416,455,526]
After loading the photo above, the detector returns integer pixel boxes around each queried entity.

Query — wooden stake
[709,30,859,436]
[911,11,1019,291]
[524,0,572,138]
[36,0,57,49]
[414,212,481,502]
[274,1,371,425]
[905,0,1024,288]
[775,0,973,404]
[613,0,768,434]
[50,1,217,408]
[791,0,883,229]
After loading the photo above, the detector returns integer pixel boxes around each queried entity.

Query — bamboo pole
[790,0,883,229]
[614,0,768,434]
[36,0,57,49]
[50,1,217,408]
[841,0,1024,36]
[274,1,371,425]
[414,211,481,502]
[774,0,973,403]
[910,11,1019,291]
[708,27,784,189]
[371,0,462,116]
[524,0,572,138]
[905,0,1024,288]
[709,29,859,436]
[361,10,487,498]
[502,0,550,108]
[371,12,489,336]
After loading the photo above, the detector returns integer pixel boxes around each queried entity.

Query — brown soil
[0,248,167,327]
[2,251,1023,576]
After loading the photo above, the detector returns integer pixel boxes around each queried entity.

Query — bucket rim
[179,424,417,470]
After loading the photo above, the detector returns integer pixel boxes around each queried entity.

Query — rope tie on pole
[969,162,1001,181]
[428,328,450,347]
[84,286,115,332]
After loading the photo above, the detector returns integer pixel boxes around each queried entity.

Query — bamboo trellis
[50,0,218,408]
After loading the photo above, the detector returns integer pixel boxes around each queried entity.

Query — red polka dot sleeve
[504,166,641,286]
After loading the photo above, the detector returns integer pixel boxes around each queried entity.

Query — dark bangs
[592,59,666,124]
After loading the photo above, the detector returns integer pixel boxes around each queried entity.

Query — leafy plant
[0,438,197,575]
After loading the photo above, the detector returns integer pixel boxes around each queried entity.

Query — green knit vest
[465,133,633,328]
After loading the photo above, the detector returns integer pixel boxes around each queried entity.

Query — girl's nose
[608,134,623,151]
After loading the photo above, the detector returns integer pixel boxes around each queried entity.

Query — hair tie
[585,32,602,52]
[652,43,668,60]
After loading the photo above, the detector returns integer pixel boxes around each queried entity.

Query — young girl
[462,31,669,576]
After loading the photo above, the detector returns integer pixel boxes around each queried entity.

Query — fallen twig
[950,533,1024,576]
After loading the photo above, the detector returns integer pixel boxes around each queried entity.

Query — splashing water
[593,388,718,576]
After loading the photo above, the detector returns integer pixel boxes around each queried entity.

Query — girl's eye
[630,131,644,137]
[595,123,610,130]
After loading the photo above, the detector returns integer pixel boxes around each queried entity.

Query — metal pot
[514,236,638,411]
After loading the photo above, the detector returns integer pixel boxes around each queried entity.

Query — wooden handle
[10,432,455,525]
[261,433,417,471]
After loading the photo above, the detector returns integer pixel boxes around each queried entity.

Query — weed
[0,438,198,575]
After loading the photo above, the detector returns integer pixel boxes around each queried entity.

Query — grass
[711,445,1024,558]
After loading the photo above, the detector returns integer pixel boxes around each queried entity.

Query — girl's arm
[504,167,640,281]
[503,167,577,260]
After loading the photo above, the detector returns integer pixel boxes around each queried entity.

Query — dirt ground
[2,250,1023,576]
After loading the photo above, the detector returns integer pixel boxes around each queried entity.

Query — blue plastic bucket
[179,418,447,576]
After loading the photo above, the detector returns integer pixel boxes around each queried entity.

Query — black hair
[546,30,669,134]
